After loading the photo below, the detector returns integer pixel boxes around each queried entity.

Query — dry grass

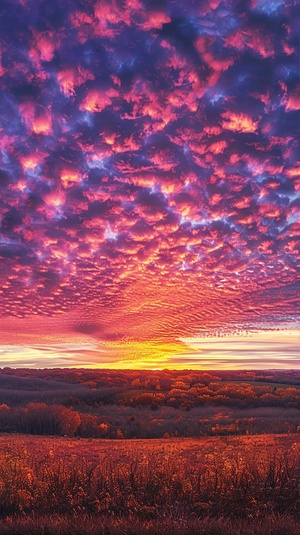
[0,434,299,530]
[1,515,300,535]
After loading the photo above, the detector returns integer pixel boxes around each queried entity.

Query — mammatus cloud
[0,0,299,366]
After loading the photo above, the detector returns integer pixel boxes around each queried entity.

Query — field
[0,434,300,534]
[1,369,300,533]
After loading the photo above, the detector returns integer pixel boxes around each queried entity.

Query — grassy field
[1,514,300,535]
[0,434,300,533]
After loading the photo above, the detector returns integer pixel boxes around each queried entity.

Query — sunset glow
[0,0,299,368]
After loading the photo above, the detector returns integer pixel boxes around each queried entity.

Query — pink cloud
[221,111,259,133]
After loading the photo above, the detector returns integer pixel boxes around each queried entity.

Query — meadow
[0,434,300,534]
[1,369,300,533]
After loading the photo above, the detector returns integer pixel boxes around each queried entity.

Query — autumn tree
[15,403,81,436]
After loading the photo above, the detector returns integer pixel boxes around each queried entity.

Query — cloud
[0,0,299,367]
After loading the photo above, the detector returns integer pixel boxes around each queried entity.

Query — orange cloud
[221,111,259,133]
[80,88,118,112]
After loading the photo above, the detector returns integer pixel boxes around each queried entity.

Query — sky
[0,0,299,369]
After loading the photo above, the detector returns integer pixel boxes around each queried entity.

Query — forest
[0,368,300,438]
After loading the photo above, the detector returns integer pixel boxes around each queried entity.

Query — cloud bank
[0,0,299,365]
